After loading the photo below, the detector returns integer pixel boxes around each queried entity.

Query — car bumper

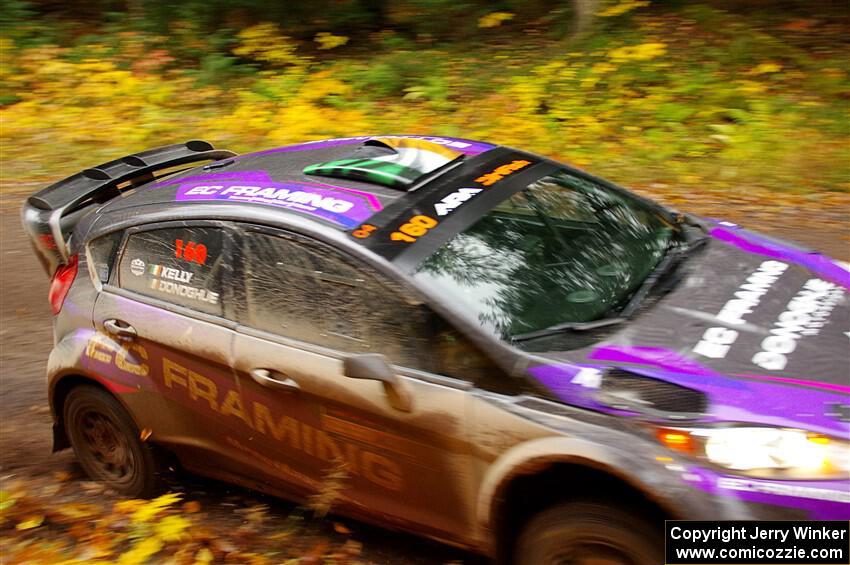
[674,465,850,520]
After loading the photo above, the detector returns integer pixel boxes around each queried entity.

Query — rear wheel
[64,385,163,497]
[514,500,662,565]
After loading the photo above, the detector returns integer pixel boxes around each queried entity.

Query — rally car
[22,135,850,563]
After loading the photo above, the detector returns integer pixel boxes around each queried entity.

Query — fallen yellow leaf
[16,515,44,530]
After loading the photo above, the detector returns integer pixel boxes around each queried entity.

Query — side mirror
[342,354,413,412]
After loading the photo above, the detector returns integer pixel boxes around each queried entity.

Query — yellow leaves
[736,80,767,95]
[507,78,546,113]
[590,62,618,75]
[155,514,190,542]
[597,0,651,18]
[580,76,600,89]
[0,490,17,512]
[15,515,44,530]
[234,23,306,68]
[315,32,349,50]
[301,70,351,101]
[131,492,182,523]
[2,475,378,565]
[114,499,146,515]
[608,42,667,62]
[193,547,215,564]
[118,536,163,565]
[478,12,514,29]
[751,62,782,75]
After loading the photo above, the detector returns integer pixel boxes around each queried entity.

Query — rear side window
[88,231,124,283]
[117,226,225,316]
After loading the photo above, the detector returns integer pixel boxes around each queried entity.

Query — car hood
[527,221,850,436]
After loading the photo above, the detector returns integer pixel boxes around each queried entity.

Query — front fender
[475,433,719,542]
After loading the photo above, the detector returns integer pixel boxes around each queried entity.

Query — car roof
[96,135,500,231]
[88,134,563,270]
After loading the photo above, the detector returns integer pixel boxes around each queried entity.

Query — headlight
[656,426,850,479]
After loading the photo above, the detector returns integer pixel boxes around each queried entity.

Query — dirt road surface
[1,191,847,563]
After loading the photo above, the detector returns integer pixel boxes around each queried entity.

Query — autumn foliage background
[2,0,848,199]
[0,0,849,562]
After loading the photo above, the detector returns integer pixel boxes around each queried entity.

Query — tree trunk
[572,0,598,37]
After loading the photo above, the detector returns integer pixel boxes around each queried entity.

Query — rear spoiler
[21,140,236,276]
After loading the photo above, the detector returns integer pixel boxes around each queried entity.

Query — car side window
[88,231,124,283]
[239,230,499,381]
[117,226,225,316]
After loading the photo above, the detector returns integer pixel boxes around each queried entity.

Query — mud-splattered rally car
[23,135,850,563]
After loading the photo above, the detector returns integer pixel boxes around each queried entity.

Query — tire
[64,385,164,497]
[514,500,662,565]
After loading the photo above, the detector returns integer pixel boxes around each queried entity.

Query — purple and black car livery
[22,135,849,564]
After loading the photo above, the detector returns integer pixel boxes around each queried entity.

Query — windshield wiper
[510,316,626,342]
[618,230,707,319]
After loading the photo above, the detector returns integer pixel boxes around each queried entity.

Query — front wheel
[515,500,662,565]
[64,385,164,497]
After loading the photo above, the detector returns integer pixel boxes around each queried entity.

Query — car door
[227,226,493,541]
[92,222,247,479]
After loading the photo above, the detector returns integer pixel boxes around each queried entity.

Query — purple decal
[527,363,602,407]
[682,466,849,519]
[532,345,850,435]
[735,373,850,395]
[175,179,381,228]
[710,226,850,289]
[589,345,721,378]
[146,170,274,191]
[237,134,497,160]
[79,329,147,395]
[627,369,847,436]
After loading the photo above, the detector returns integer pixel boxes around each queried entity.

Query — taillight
[48,254,78,315]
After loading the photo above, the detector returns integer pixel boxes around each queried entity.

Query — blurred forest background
[1,0,848,199]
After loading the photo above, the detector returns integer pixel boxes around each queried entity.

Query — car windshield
[412,169,676,340]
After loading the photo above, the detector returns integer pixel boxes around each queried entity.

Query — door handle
[103,319,137,339]
[250,368,300,392]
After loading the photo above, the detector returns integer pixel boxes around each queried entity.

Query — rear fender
[48,328,158,444]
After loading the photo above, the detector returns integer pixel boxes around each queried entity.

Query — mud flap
[52,422,70,452]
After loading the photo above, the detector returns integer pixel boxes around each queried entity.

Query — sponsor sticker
[175,181,381,229]
[390,215,438,244]
[162,356,404,490]
[474,159,531,186]
[751,278,844,371]
[130,258,145,277]
[145,263,218,304]
[693,260,787,359]
[175,239,207,265]
[434,188,483,217]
